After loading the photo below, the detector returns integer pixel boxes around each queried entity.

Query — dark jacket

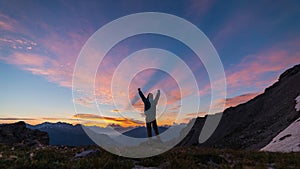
[138,90,160,122]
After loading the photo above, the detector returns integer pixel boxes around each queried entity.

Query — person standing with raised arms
[138,88,160,137]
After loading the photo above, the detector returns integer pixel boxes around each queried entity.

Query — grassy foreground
[0,144,299,169]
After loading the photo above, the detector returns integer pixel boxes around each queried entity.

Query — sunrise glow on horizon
[1,1,300,127]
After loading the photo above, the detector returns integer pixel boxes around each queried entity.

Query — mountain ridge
[179,64,300,150]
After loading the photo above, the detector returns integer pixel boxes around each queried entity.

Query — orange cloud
[73,114,144,127]
[111,109,120,113]
[0,116,82,126]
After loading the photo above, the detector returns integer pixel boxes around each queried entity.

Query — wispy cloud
[0,37,37,51]
[111,109,120,113]
[212,1,298,47]
[0,117,36,121]
[224,92,260,108]
[0,52,73,88]
[0,13,19,32]
[0,11,91,88]
[212,10,254,45]
[200,37,300,111]
[185,112,207,117]
[210,92,261,112]
[185,0,215,21]
[226,46,300,91]
[0,117,80,125]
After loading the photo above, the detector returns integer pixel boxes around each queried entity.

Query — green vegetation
[0,144,299,169]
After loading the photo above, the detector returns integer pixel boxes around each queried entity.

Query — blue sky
[0,0,300,126]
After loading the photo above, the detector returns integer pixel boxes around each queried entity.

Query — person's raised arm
[154,89,160,104]
[138,88,147,103]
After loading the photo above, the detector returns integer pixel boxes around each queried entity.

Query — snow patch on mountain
[260,117,300,152]
[295,95,300,111]
[261,95,300,152]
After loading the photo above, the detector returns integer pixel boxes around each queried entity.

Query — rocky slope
[0,121,49,146]
[180,64,300,150]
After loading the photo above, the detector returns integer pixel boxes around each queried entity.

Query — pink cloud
[186,112,207,117]
[0,37,37,51]
[227,47,300,90]
[224,92,260,108]
[0,52,50,66]
[73,96,95,108]
[0,12,195,120]
[0,52,73,88]
[197,38,300,112]
[2,8,299,127]
[211,92,261,112]
[0,20,14,31]
[0,13,19,32]
[0,14,90,89]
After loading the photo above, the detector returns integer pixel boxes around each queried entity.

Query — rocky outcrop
[0,121,49,146]
[180,64,300,150]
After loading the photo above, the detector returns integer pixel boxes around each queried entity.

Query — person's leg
[152,120,159,136]
[146,122,152,137]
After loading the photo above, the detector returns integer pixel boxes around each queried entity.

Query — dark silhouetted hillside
[0,121,49,146]
[180,64,300,150]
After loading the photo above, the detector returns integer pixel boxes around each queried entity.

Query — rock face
[180,64,300,150]
[0,121,49,146]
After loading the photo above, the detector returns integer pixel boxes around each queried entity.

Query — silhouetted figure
[138,88,160,137]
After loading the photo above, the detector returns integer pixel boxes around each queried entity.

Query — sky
[0,0,300,127]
